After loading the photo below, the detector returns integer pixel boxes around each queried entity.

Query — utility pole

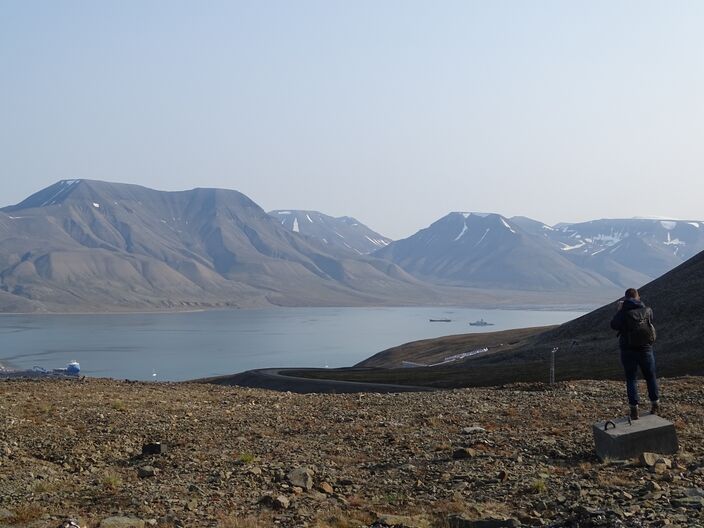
[549,347,558,385]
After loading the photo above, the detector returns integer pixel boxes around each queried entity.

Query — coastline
[0,301,597,317]
[0,307,212,317]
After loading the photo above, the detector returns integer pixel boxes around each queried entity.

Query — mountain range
[372,212,613,290]
[269,210,390,255]
[372,212,704,291]
[0,180,442,312]
[1,179,700,312]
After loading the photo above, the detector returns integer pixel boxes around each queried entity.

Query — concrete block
[592,414,678,461]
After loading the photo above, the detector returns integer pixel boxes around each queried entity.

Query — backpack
[624,307,656,347]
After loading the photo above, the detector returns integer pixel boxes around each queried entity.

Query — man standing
[610,288,659,420]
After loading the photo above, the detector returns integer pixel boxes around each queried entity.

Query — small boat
[469,318,494,327]
[429,318,452,322]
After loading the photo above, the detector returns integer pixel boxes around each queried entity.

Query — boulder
[670,497,704,509]
[287,467,314,490]
[684,487,704,498]
[462,426,486,435]
[452,447,477,460]
[258,494,290,510]
[447,514,520,528]
[374,513,432,527]
[138,466,156,478]
[639,452,659,467]
[99,517,145,528]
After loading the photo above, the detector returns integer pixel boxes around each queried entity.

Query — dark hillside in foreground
[512,247,704,380]
[293,249,704,388]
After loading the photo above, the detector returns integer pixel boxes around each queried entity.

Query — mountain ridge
[269,209,390,255]
[0,180,444,312]
[372,212,617,291]
[372,211,704,291]
[2,179,700,313]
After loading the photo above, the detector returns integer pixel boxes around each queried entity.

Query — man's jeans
[620,347,659,406]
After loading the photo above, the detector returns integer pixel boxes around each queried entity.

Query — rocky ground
[1,377,703,528]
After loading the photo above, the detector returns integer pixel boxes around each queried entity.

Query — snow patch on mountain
[664,232,685,246]
[475,228,490,246]
[633,216,682,220]
[660,221,677,230]
[561,241,586,251]
[593,232,625,245]
[365,236,389,247]
[454,222,468,241]
[500,218,516,234]
[460,212,494,219]
[293,218,299,233]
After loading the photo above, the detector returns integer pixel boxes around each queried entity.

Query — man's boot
[650,400,660,415]
[630,405,639,420]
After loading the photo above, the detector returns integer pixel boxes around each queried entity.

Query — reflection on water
[0,307,584,381]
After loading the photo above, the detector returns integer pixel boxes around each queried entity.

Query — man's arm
[610,303,624,332]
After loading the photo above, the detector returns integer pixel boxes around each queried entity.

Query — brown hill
[0,180,448,312]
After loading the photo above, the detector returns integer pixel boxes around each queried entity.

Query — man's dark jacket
[610,298,654,350]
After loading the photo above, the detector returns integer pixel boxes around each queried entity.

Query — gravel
[1,376,703,527]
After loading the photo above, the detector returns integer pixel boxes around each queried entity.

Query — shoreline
[0,302,595,317]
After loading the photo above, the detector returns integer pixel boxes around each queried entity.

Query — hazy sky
[2,1,703,239]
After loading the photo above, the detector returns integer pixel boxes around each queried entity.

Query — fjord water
[0,307,585,381]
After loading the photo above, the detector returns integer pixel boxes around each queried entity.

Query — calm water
[0,307,585,381]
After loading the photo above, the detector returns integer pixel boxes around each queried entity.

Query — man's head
[625,288,640,300]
